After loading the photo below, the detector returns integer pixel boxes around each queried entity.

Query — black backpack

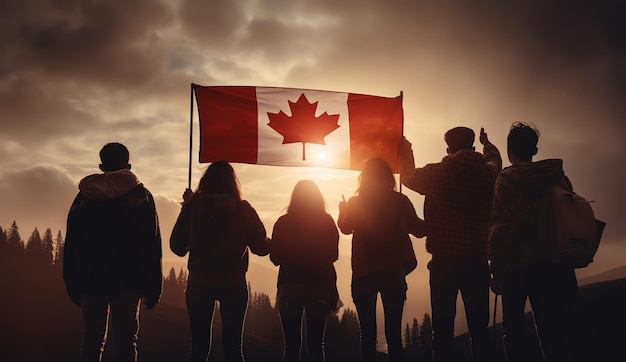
[532,178,605,268]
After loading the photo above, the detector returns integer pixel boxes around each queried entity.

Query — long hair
[196,161,242,200]
[286,180,327,215]
[357,158,396,198]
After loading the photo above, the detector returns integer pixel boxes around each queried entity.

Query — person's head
[357,157,396,197]
[196,161,241,199]
[287,179,327,215]
[507,122,539,164]
[445,127,475,154]
[99,142,130,172]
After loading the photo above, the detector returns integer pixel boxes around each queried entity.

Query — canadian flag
[194,85,404,171]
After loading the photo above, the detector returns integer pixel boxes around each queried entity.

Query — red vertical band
[347,93,404,172]
[196,86,259,164]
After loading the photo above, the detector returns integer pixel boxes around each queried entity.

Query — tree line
[0,220,434,361]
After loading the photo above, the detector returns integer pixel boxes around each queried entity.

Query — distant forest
[4,220,625,361]
[0,221,435,361]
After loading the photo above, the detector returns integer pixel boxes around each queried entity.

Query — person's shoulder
[133,183,151,196]
[275,213,290,224]
[498,165,518,180]
[392,190,411,202]
[346,194,360,204]
[420,160,443,170]
[393,191,416,209]
[321,212,337,224]
[240,199,262,215]
[125,183,150,197]
[498,164,532,186]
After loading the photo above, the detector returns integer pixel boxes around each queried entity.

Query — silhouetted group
[64,122,579,362]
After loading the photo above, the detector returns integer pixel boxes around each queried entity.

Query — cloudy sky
[1,0,625,333]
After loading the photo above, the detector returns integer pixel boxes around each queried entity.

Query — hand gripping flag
[193,84,404,172]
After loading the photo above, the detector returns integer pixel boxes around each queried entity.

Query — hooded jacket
[338,191,424,280]
[488,159,569,275]
[400,142,502,258]
[63,169,163,307]
[170,192,269,284]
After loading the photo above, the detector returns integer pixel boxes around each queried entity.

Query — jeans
[277,284,331,362]
[429,257,491,362]
[501,262,577,362]
[186,280,249,362]
[352,268,407,362]
[79,290,141,362]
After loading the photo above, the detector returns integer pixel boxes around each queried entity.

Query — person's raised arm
[337,195,354,235]
[480,127,502,171]
[398,136,434,195]
[401,194,426,239]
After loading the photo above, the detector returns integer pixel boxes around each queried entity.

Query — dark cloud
[178,0,245,47]
[0,165,77,237]
[0,75,101,140]
[1,0,174,86]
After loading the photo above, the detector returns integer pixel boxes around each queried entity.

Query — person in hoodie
[63,142,163,362]
[270,179,340,362]
[170,161,270,362]
[489,123,578,361]
[338,157,425,362]
[399,127,502,362]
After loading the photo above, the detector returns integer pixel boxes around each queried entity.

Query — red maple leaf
[267,93,340,161]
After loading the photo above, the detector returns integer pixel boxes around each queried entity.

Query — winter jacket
[270,212,339,288]
[488,159,570,276]
[399,142,502,258]
[338,191,424,280]
[169,192,269,284]
[63,169,163,307]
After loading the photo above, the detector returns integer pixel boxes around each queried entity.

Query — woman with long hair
[270,179,340,362]
[170,161,270,362]
[338,158,425,362]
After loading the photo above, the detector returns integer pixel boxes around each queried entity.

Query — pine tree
[245,288,282,345]
[7,220,23,254]
[419,313,433,361]
[162,267,178,306]
[42,228,54,267]
[411,317,419,351]
[0,226,8,255]
[174,267,187,308]
[176,267,187,289]
[25,228,42,256]
[404,318,420,360]
[24,228,46,272]
[54,231,64,267]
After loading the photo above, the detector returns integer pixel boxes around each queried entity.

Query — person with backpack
[170,161,270,362]
[338,157,425,362]
[489,122,579,361]
[63,142,163,362]
[398,127,502,362]
[270,179,340,362]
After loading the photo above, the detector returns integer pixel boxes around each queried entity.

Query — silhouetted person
[170,161,270,362]
[64,142,163,362]
[399,127,502,362]
[489,123,578,362]
[338,158,425,362]
[270,179,340,362]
